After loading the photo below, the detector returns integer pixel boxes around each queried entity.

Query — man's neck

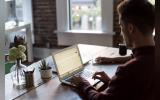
[132,36,155,49]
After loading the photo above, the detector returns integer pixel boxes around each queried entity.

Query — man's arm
[95,55,132,64]
[79,66,131,100]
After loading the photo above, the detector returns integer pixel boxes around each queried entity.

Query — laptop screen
[53,46,83,79]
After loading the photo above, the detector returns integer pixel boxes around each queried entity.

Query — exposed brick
[32,0,57,48]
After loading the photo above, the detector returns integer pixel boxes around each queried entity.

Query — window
[5,0,23,26]
[148,0,155,5]
[69,0,102,31]
[56,0,114,33]
[5,0,33,29]
[56,0,114,46]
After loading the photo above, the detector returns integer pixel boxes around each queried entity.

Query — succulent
[40,59,50,70]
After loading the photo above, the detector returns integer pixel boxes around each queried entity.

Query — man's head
[117,0,155,47]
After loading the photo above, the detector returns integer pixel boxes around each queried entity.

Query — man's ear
[127,23,134,34]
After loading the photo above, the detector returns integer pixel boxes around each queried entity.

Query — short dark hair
[117,0,155,35]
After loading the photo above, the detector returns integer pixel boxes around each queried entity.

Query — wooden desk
[5,44,132,100]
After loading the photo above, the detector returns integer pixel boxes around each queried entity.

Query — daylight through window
[69,0,102,31]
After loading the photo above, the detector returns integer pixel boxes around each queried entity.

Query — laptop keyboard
[65,70,94,82]
[80,70,94,79]
[65,70,100,86]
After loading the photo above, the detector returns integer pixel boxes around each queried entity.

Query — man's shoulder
[118,58,137,69]
[117,56,153,76]
[116,58,141,75]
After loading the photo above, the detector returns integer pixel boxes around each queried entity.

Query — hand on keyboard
[92,71,111,84]
[71,75,90,87]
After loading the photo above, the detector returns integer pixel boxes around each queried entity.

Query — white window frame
[22,0,33,30]
[0,0,5,99]
[56,0,114,46]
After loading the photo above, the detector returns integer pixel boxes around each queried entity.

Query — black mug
[119,44,127,56]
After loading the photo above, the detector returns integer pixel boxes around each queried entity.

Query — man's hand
[95,57,113,64]
[92,71,110,84]
[71,75,90,87]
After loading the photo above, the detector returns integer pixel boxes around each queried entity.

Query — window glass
[15,0,23,21]
[5,0,23,27]
[69,0,102,31]
[148,0,155,5]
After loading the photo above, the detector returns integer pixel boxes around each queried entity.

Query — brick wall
[32,0,57,48]
[32,0,123,48]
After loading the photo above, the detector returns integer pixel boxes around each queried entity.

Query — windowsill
[55,30,114,46]
[5,23,31,34]
[5,21,27,30]
[55,30,115,35]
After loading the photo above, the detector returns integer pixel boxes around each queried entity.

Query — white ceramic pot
[40,67,52,79]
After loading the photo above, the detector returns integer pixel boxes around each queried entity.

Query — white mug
[40,67,52,79]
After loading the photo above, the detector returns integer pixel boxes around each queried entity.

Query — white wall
[0,0,5,99]
[57,32,113,46]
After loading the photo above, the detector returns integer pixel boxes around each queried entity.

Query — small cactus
[40,59,49,70]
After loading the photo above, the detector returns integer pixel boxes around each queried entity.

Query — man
[72,0,155,100]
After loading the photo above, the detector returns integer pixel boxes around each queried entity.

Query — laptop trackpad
[87,78,99,86]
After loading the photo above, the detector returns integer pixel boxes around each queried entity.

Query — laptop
[52,45,100,87]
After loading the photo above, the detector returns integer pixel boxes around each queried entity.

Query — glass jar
[10,59,26,86]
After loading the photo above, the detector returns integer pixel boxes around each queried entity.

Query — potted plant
[8,36,27,86]
[39,59,52,79]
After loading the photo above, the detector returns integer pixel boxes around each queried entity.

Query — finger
[96,58,107,64]
[96,57,106,60]
[72,75,77,79]
[92,72,101,78]
[71,76,80,85]
[75,74,80,77]
[72,75,80,82]
[94,71,105,76]
[92,71,105,79]
[95,57,102,61]
[71,76,76,82]
[96,57,102,59]
[95,59,101,63]
[93,75,101,80]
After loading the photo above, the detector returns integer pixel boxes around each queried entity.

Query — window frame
[56,0,114,34]
[55,0,114,46]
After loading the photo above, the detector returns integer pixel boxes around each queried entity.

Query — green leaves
[40,59,49,70]
[18,45,26,53]
[8,45,26,62]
